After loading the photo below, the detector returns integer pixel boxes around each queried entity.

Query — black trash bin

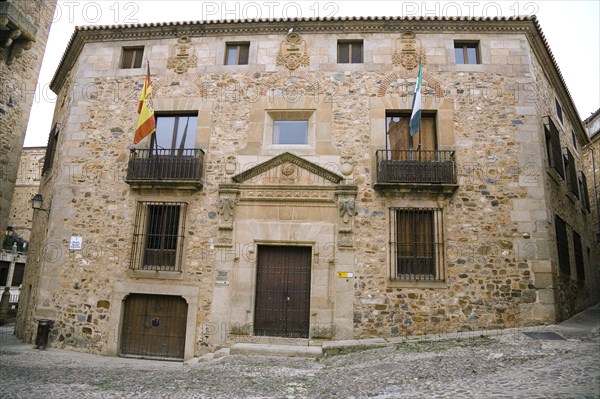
[35,319,52,349]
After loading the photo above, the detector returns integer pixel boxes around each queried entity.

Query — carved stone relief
[276,32,309,71]
[392,31,426,70]
[166,36,198,74]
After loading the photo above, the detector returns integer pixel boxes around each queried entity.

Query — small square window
[225,43,249,65]
[454,42,479,64]
[121,46,144,69]
[338,40,363,64]
[273,120,308,145]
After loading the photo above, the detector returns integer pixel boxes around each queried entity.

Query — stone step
[230,343,323,357]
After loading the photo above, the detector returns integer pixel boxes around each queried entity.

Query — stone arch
[154,74,207,99]
[259,71,322,98]
[377,70,443,98]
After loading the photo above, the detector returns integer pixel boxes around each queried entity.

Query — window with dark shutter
[563,148,579,198]
[554,215,570,275]
[572,231,585,281]
[544,118,564,179]
[41,124,59,175]
[578,172,591,212]
[555,98,563,124]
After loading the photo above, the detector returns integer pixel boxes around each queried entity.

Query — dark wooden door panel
[254,245,311,338]
[120,294,187,359]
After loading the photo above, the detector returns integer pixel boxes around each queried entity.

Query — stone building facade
[0,0,56,241]
[16,16,598,360]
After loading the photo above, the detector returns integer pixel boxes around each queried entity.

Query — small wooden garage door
[120,294,187,360]
[254,245,311,338]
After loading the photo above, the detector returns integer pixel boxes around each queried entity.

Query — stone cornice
[49,15,586,138]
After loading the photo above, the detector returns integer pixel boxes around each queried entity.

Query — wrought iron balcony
[125,148,204,189]
[375,150,458,191]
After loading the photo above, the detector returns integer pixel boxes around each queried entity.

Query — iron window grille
[389,208,445,281]
[130,202,187,271]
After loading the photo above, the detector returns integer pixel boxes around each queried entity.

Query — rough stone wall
[0,0,56,242]
[18,26,597,354]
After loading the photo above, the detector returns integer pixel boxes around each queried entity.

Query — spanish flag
[133,63,156,144]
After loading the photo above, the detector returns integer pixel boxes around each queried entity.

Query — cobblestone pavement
[0,324,598,398]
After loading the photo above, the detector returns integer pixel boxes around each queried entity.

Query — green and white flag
[409,60,423,137]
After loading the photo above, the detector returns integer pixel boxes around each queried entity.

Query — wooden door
[120,294,187,360]
[254,245,311,338]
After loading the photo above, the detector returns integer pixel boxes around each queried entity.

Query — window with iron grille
[389,208,445,281]
[554,215,570,275]
[225,42,249,65]
[544,118,564,179]
[563,148,579,199]
[130,202,187,271]
[121,46,144,69]
[454,42,480,64]
[572,231,585,281]
[578,172,591,212]
[41,124,59,175]
[337,40,363,63]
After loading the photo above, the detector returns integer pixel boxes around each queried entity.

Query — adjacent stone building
[0,0,56,242]
[1,146,44,312]
[16,16,598,360]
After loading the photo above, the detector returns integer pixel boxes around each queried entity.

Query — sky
[23,0,600,147]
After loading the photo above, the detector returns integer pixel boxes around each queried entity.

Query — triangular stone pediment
[232,152,343,185]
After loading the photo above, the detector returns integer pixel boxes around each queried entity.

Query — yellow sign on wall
[336,272,354,278]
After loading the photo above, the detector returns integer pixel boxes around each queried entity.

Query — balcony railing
[126,148,204,188]
[375,149,457,185]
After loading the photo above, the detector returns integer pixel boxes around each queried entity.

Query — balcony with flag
[374,62,457,194]
[374,113,458,194]
[125,147,205,189]
[126,114,205,190]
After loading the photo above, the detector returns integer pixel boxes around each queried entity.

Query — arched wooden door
[120,294,187,360]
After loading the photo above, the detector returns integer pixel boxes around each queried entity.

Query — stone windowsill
[127,269,184,280]
[387,279,447,289]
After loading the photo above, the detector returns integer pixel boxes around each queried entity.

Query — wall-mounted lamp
[208,238,215,250]
[5,225,13,238]
[31,194,51,214]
